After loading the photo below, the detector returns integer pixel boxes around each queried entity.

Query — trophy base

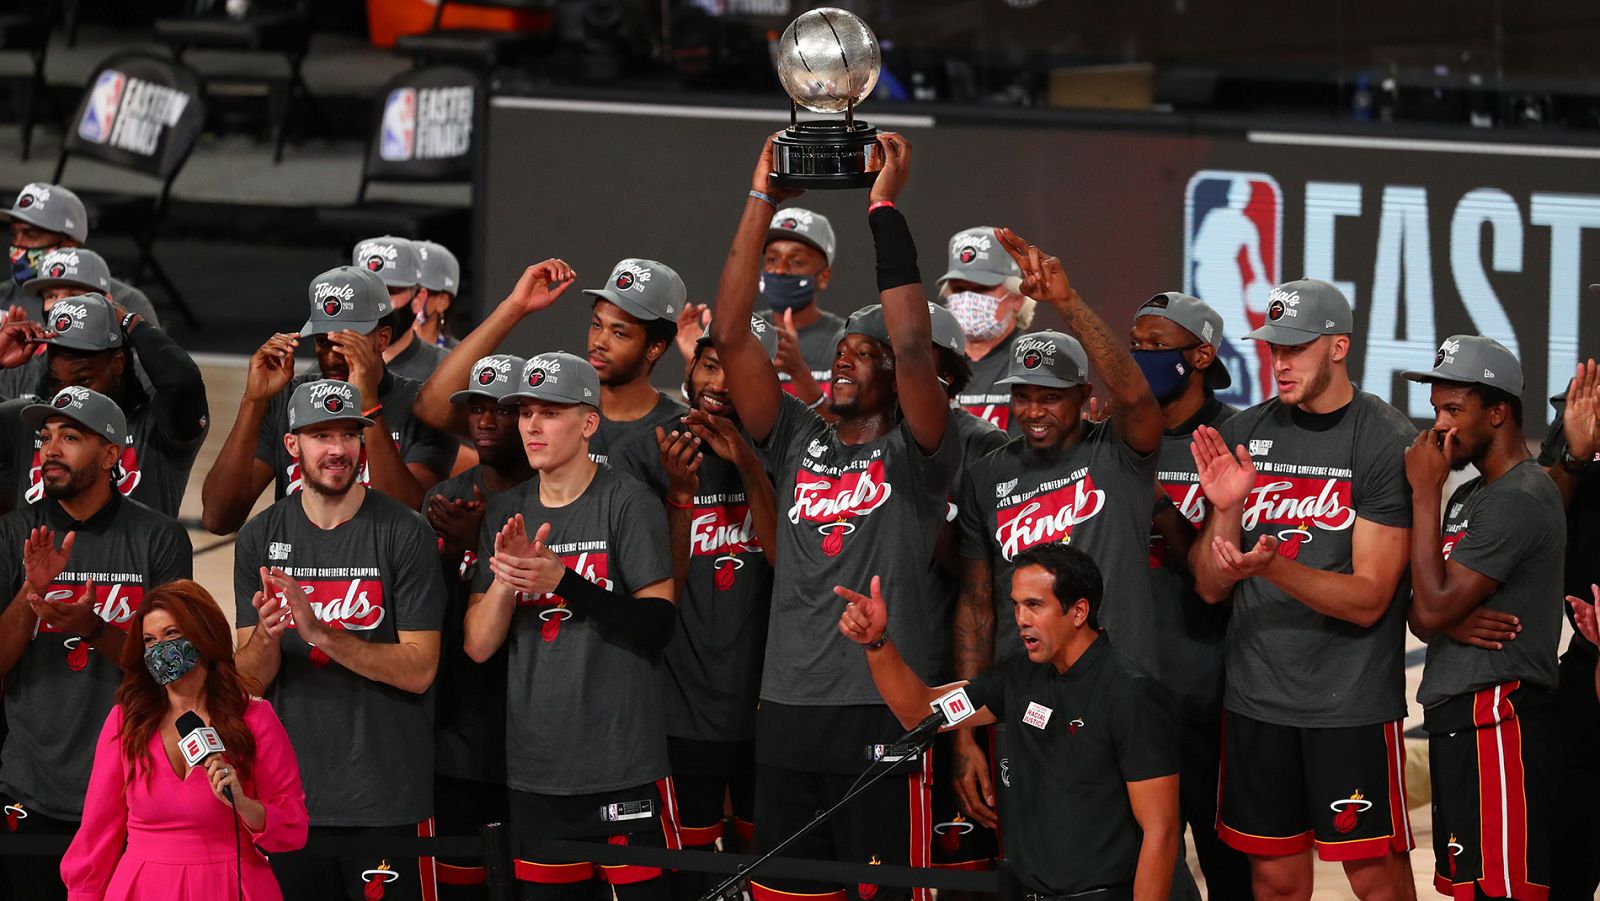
[771,121,880,190]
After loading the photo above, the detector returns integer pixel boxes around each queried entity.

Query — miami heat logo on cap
[52,392,73,409]
[958,246,978,264]
[365,256,385,272]
[52,311,74,332]
[1022,350,1043,369]
[527,368,547,388]
[477,366,495,386]
[615,272,635,290]
[322,297,341,316]
[778,218,799,230]
[1435,338,1460,369]
[47,262,66,278]
[17,194,35,209]
[323,394,345,414]
[1267,298,1286,321]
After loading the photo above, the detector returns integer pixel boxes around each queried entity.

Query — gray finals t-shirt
[234,490,445,827]
[757,393,958,705]
[957,420,1162,675]
[387,338,449,384]
[0,495,191,820]
[610,417,773,743]
[472,465,674,795]
[256,370,457,499]
[1218,391,1415,728]
[956,330,1021,433]
[1149,398,1237,720]
[1418,459,1565,708]
[589,392,687,466]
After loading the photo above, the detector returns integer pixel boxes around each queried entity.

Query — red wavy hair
[115,580,261,786]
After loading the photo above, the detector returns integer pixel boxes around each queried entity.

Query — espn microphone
[905,686,979,743]
[176,711,232,803]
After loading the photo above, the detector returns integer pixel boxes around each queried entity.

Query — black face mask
[1132,346,1199,403]
[760,273,817,313]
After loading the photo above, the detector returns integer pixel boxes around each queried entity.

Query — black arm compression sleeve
[554,568,676,652]
[869,206,921,293]
[127,320,209,444]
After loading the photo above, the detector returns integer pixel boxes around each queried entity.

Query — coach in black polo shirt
[839,543,1179,901]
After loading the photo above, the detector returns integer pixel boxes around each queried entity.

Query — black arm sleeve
[554,568,676,653]
[869,206,921,293]
[127,320,209,446]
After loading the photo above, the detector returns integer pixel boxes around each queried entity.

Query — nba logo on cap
[379,88,416,162]
[1184,170,1281,407]
[80,70,126,145]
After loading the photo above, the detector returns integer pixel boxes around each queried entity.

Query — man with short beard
[950,232,1163,843]
[233,378,445,901]
[711,133,956,901]
[201,265,457,534]
[1189,279,1416,900]
[610,315,779,883]
[0,386,190,901]
[411,257,687,466]
[0,291,208,518]
[421,352,532,897]
[1402,337,1562,901]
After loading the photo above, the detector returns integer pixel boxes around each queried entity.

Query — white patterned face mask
[947,291,1013,342]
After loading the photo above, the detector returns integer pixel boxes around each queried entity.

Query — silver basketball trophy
[770,8,882,190]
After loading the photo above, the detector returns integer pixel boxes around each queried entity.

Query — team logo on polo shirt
[789,460,893,558]
[690,504,762,590]
[516,548,611,641]
[1329,790,1371,834]
[993,473,1107,560]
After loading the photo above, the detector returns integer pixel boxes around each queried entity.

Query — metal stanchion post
[481,821,517,901]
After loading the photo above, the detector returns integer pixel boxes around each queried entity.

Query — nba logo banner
[379,87,416,162]
[1184,170,1282,407]
[79,70,126,145]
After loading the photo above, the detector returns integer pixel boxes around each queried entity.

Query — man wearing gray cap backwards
[201,265,457,535]
[0,292,208,520]
[0,385,191,901]
[464,352,678,901]
[1188,278,1416,899]
[233,377,445,901]
[0,183,161,330]
[1401,336,1563,901]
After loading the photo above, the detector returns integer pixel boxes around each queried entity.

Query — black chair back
[359,65,482,197]
[56,51,206,185]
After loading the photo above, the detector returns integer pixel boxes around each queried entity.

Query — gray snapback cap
[766,207,837,265]
[1135,291,1232,390]
[23,247,112,296]
[44,293,123,352]
[22,386,127,446]
[287,379,374,431]
[353,236,423,289]
[936,226,1020,289]
[0,183,88,243]
[831,303,893,352]
[450,353,530,405]
[507,352,600,405]
[583,258,685,322]
[995,330,1091,389]
[1244,279,1353,345]
[416,240,460,294]
[301,266,393,336]
[1403,335,1524,396]
[927,301,966,355]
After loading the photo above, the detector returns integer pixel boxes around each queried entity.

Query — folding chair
[54,51,207,329]
[393,0,552,70]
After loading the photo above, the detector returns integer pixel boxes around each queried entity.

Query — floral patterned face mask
[143,637,200,685]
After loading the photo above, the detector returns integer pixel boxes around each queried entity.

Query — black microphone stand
[697,717,943,901]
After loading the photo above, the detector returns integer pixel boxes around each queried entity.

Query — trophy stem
[790,100,798,129]
[845,98,855,129]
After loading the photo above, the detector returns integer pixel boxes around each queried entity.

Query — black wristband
[120,311,140,333]
[869,206,920,293]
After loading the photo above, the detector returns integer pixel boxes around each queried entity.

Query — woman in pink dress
[61,580,308,901]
